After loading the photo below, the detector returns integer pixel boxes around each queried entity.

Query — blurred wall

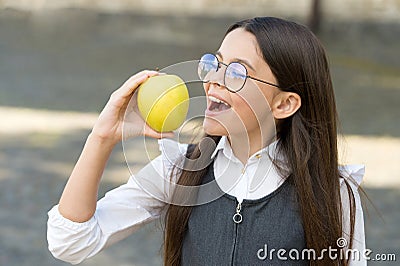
[1,0,399,21]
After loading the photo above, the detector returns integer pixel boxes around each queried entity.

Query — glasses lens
[198,53,218,81]
[225,62,247,92]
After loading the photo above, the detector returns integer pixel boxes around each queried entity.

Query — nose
[206,63,225,86]
[205,80,227,97]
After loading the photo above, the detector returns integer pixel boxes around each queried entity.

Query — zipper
[233,162,246,224]
[232,201,242,224]
[231,162,248,264]
[233,162,247,224]
[230,199,243,265]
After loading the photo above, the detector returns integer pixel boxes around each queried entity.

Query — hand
[91,70,174,144]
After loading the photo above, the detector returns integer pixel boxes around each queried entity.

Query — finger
[143,126,175,139]
[118,70,159,97]
[126,90,139,112]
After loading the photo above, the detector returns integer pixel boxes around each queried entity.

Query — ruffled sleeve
[339,164,365,188]
[339,164,366,266]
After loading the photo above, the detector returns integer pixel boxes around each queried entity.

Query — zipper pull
[232,201,242,224]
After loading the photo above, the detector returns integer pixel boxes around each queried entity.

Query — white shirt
[47,136,366,265]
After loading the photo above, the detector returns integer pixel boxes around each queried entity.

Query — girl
[47,17,366,265]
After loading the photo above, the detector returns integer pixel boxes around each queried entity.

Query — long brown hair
[163,17,356,265]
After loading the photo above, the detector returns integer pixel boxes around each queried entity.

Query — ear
[271,91,301,119]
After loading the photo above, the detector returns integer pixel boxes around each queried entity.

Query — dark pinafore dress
[181,158,308,265]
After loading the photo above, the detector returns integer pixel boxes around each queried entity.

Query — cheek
[232,90,273,121]
[231,96,253,118]
[230,89,276,133]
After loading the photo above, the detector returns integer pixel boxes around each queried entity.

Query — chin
[202,117,227,136]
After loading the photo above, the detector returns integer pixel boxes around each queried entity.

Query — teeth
[208,96,229,106]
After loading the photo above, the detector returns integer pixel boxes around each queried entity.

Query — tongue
[210,102,231,112]
[218,103,230,111]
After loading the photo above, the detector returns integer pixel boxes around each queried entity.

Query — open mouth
[208,95,231,112]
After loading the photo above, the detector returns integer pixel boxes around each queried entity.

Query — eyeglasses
[197,53,280,93]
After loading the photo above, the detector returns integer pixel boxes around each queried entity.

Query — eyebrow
[215,50,256,71]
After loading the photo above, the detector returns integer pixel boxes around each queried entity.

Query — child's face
[202,28,281,139]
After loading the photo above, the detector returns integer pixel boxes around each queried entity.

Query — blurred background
[0,0,399,265]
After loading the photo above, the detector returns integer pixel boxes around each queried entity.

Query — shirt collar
[210,136,279,162]
[210,136,229,160]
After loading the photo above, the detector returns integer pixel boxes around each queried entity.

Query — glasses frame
[198,53,281,93]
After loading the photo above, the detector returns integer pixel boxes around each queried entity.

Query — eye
[198,54,220,80]
[226,63,247,80]
[203,60,218,71]
[200,54,218,69]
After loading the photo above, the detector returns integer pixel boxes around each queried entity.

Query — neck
[228,128,275,165]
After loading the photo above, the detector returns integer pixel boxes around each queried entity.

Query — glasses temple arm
[247,76,281,88]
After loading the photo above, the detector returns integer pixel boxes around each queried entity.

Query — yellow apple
[137,74,189,132]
